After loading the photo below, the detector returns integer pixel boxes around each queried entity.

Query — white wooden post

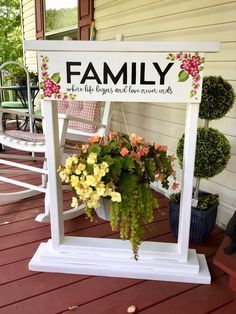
[26,40,220,284]
[178,103,199,262]
[42,99,64,247]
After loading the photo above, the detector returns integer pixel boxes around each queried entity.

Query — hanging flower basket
[59,133,177,259]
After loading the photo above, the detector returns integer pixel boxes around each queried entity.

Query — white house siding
[21,0,37,71]
[95,0,236,227]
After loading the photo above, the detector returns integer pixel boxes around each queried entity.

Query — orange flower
[159,145,168,151]
[108,132,117,141]
[136,151,143,160]
[120,147,129,157]
[88,135,101,144]
[81,144,88,153]
[130,134,138,146]
[172,182,181,190]
[142,147,149,155]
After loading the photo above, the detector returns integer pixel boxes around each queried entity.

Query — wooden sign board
[38,51,204,102]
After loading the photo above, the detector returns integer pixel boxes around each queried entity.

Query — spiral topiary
[177,127,231,178]
[199,76,235,120]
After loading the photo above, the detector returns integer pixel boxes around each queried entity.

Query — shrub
[177,127,231,178]
[199,76,235,120]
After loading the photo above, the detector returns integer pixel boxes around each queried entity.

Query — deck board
[139,276,235,314]
[0,147,236,313]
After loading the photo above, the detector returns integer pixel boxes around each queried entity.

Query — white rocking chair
[0,100,112,223]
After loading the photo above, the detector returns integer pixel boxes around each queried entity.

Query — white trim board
[25,40,220,52]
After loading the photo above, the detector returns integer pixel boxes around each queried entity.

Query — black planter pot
[168,200,218,244]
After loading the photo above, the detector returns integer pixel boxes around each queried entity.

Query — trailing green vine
[110,183,157,260]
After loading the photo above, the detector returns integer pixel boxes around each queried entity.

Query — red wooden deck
[0,147,236,313]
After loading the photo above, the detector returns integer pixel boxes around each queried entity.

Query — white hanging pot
[95,198,110,221]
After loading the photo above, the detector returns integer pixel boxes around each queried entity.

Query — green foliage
[0,0,22,63]
[200,76,235,120]
[144,159,156,182]
[45,7,77,33]
[169,192,219,211]
[3,66,38,85]
[118,173,138,194]
[177,127,231,178]
[110,184,158,260]
[110,157,122,179]
[122,157,135,169]
[88,143,101,154]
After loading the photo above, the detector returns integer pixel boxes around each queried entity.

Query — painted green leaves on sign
[178,70,189,82]
[51,72,61,84]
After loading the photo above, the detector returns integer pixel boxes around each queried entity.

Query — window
[45,0,78,40]
[35,0,94,40]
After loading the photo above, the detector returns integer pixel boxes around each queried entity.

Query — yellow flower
[93,164,100,176]
[75,163,86,175]
[59,169,70,183]
[110,191,122,202]
[91,191,100,201]
[96,182,106,196]
[103,185,113,197]
[83,187,93,198]
[71,197,78,208]
[70,175,80,188]
[87,152,97,165]
[86,175,97,186]
[75,186,84,196]
[65,154,77,168]
[101,162,109,172]
[87,199,99,208]
[94,167,106,178]
[71,155,79,163]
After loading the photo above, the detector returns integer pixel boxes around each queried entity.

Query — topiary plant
[175,76,234,207]
[177,127,231,179]
[199,76,235,120]
[169,76,234,243]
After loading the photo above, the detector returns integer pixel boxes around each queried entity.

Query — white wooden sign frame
[25,40,220,284]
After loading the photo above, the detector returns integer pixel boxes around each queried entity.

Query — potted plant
[4,65,38,86]
[59,133,177,259]
[169,76,235,243]
[3,66,38,103]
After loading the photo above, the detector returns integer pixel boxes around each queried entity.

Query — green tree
[0,0,23,64]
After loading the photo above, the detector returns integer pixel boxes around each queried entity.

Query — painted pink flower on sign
[39,55,76,100]
[167,52,205,98]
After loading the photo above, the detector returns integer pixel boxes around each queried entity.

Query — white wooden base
[29,237,211,284]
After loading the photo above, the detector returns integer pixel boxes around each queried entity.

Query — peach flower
[81,144,88,153]
[88,135,101,144]
[120,147,129,157]
[108,132,117,141]
[172,182,181,190]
